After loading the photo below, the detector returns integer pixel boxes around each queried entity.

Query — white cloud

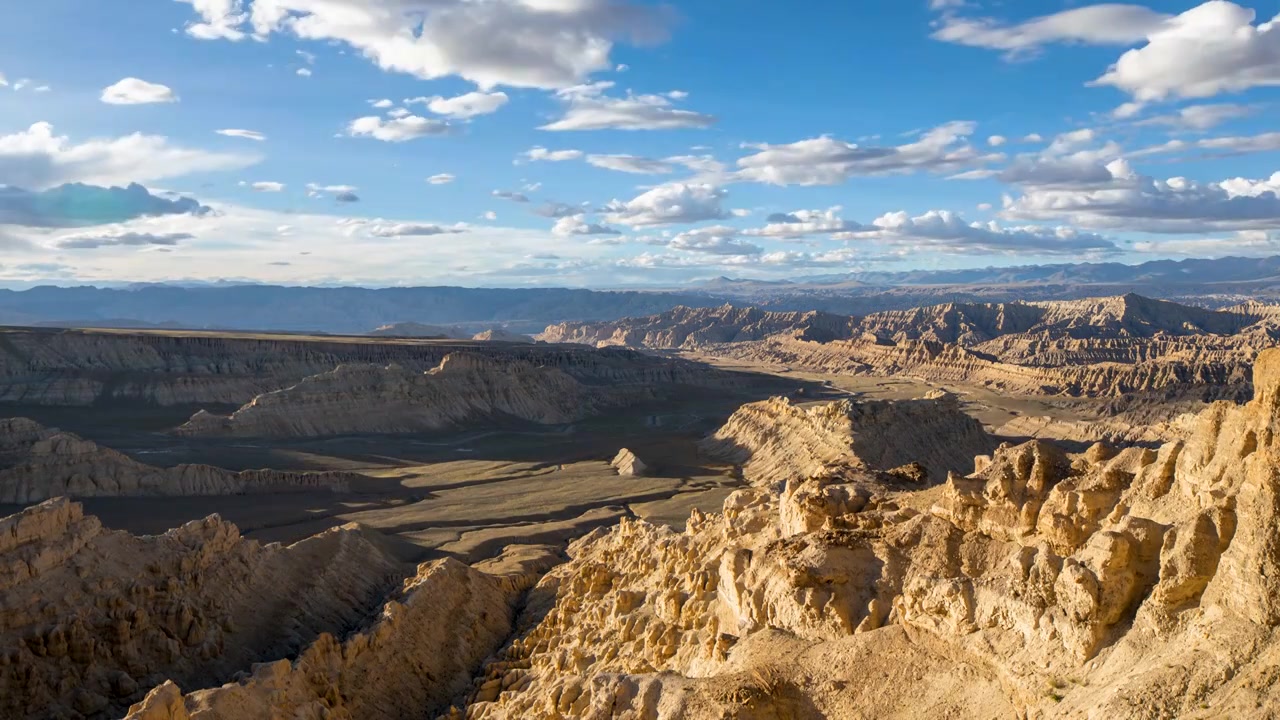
[1094,2,1280,100]
[0,73,7,88]
[602,183,728,226]
[411,90,509,118]
[735,121,995,186]
[305,183,359,202]
[297,49,316,64]
[932,4,1169,56]
[987,135,1007,147]
[864,210,1119,256]
[482,211,498,221]
[297,68,312,77]
[57,230,193,249]
[427,173,455,185]
[1003,170,1280,233]
[216,128,266,141]
[1022,133,1045,143]
[348,115,450,142]
[101,78,178,105]
[0,122,257,190]
[176,0,672,90]
[585,154,674,174]
[541,82,715,131]
[177,0,248,40]
[1133,103,1256,131]
[370,98,394,109]
[667,226,761,256]
[365,221,465,237]
[552,214,619,236]
[492,189,530,203]
[743,207,863,239]
[522,146,585,162]
[242,181,285,192]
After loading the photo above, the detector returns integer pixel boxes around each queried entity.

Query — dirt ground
[0,375,818,563]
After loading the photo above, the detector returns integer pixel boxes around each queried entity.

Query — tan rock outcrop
[610,448,650,477]
[444,348,1280,719]
[175,353,615,438]
[0,499,405,719]
[0,417,359,504]
[124,545,561,720]
[699,394,994,487]
[539,304,859,348]
[0,328,736,407]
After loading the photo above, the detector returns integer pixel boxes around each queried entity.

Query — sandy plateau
[3,306,1280,718]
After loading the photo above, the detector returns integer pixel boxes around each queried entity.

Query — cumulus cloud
[348,115,450,142]
[334,191,360,203]
[1132,103,1256,130]
[176,0,672,90]
[1002,170,1280,233]
[306,183,359,203]
[242,181,285,192]
[57,231,193,249]
[216,128,266,141]
[932,4,1169,56]
[492,189,530,203]
[602,183,728,226]
[366,221,465,237]
[743,207,864,239]
[585,154,674,174]
[541,82,716,131]
[534,201,584,218]
[735,121,995,186]
[101,78,178,105]
[0,183,208,228]
[667,226,762,255]
[296,68,312,77]
[0,122,257,190]
[427,173,455,184]
[522,146,585,162]
[863,210,1119,256]
[370,98,394,109]
[408,90,509,118]
[1094,2,1280,100]
[552,214,619,236]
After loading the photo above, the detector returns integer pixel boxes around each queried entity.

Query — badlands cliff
[0,328,732,407]
[540,304,860,349]
[544,295,1277,401]
[175,352,627,438]
[700,393,994,487]
[0,417,358,503]
[0,499,406,719]
[417,347,1280,718]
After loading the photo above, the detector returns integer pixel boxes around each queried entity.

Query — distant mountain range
[4,255,1280,334]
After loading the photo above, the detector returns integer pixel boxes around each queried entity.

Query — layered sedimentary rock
[175,353,618,438]
[124,546,561,720]
[541,294,1280,400]
[0,328,733,407]
[441,348,1280,718]
[368,322,468,338]
[610,448,650,477]
[540,304,859,349]
[700,394,994,487]
[0,418,358,503]
[471,329,533,343]
[0,499,405,719]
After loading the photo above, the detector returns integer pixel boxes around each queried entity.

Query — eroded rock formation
[0,328,734,407]
[174,353,620,438]
[541,295,1280,401]
[0,418,359,503]
[437,348,1280,718]
[123,546,561,720]
[611,448,650,477]
[699,394,994,487]
[0,499,405,719]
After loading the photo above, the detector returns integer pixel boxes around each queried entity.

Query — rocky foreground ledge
[8,351,1280,718]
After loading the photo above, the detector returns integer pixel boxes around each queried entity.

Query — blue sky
[1,0,1280,287]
